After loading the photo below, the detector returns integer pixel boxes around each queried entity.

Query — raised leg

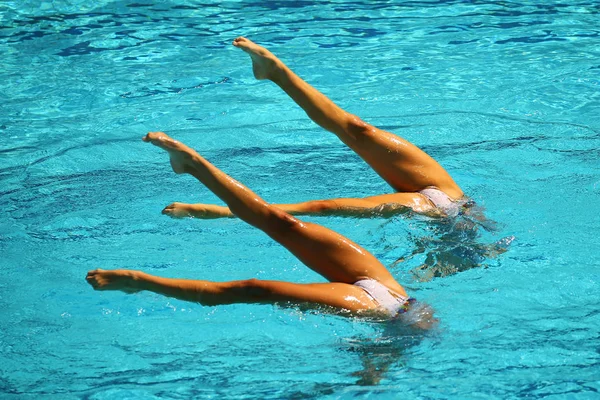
[233,37,463,199]
[143,132,407,297]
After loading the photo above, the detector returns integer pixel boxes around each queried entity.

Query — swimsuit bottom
[354,279,415,317]
[419,187,470,217]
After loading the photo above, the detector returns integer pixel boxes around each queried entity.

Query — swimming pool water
[1,1,599,398]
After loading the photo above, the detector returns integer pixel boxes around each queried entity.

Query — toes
[162,205,184,218]
[233,36,246,46]
[162,203,180,216]
[144,133,171,151]
[85,269,107,289]
[233,36,255,51]
[86,276,99,289]
[162,203,191,218]
[86,269,100,279]
[143,131,168,144]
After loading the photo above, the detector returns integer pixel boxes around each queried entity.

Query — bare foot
[86,269,141,293]
[162,202,195,218]
[162,202,233,219]
[232,36,281,80]
[142,132,195,174]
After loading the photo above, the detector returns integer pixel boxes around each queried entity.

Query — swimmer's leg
[86,269,378,314]
[143,131,406,296]
[233,37,463,198]
[163,192,436,219]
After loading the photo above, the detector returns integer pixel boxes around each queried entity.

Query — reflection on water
[342,301,439,385]
[344,307,438,385]
[394,205,515,281]
[347,336,406,386]
[345,204,514,385]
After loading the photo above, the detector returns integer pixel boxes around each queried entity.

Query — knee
[345,115,373,140]
[303,200,337,213]
[265,208,301,233]
[232,279,273,301]
[201,279,272,306]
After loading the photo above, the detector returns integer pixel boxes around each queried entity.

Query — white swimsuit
[419,187,467,217]
[354,279,413,317]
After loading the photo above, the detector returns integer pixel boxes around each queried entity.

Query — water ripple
[2,1,600,398]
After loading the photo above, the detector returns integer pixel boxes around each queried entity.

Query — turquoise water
[2,1,599,398]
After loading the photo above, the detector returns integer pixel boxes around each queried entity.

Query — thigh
[363,192,436,214]
[341,124,463,198]
[239,280,379,314]
[267,219,407,297]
